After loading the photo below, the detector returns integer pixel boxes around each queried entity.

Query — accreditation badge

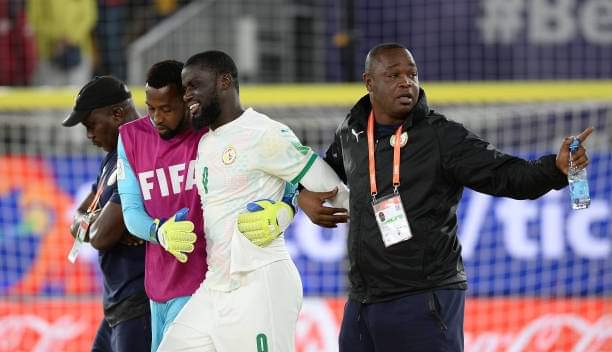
[372,193,412,247]
[67,217,91,263]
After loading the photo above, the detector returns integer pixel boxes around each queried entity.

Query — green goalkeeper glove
[153,208,196,263]
[237,200,294,247]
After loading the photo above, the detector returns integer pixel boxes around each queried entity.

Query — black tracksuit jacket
[324,89,568,304]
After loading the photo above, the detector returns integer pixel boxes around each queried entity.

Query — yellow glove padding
[237,200,294,247]
[155,208,196,263]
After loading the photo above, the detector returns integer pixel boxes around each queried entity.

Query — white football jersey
[195,108,316,291]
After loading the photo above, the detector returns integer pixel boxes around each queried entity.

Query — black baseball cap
[62,76,132,127]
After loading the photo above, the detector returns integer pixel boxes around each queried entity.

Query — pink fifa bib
[119,117,208,301]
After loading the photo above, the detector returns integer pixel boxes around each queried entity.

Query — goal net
[3,0,612,349]
[0,83,609,352]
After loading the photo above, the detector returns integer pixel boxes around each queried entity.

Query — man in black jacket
[298,43,592,352]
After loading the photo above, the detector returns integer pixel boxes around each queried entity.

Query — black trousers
[339,289,465,352]
[91,313,151,352]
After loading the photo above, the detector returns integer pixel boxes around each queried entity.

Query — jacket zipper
[357,137,380,304]
[360,138,382,304]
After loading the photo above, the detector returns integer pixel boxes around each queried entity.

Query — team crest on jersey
[390,131,409,147]
[222,145,237,165]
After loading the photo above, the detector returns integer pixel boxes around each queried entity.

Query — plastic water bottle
[568,137,590,210]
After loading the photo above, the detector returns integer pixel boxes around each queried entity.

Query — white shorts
[158,259,303,352]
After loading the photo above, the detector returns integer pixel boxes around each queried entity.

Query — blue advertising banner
[327,0,612,81]
[1,154,609,297]
[457,153,611,296]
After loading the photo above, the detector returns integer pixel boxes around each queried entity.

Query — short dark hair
[365,42,408,72]
[146,60,184,93]
[185,50,239,92]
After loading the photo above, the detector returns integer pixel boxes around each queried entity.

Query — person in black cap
[64,75,152,351]
[62,75,133,128]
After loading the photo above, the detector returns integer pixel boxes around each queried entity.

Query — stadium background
[0,0,610,351]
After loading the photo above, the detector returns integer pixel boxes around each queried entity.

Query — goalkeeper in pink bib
[117,60,295,351]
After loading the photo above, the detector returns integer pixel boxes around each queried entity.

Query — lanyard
[86,166,109,213]
[367,110,402,200]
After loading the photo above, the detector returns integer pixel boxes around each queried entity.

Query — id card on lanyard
[367,111,413,247]
[68,166,107,263]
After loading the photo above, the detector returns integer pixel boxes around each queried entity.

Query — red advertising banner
[295,298,611,352]
[463,298,611,352]
[1,298,610,351]
[0,299,102,352]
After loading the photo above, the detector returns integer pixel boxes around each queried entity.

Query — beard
[158,113,187,140]
[159,126,179,140]
[160,130,177,140]
[192,94,221,131]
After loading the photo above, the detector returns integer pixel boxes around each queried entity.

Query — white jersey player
[158,51,348,352]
